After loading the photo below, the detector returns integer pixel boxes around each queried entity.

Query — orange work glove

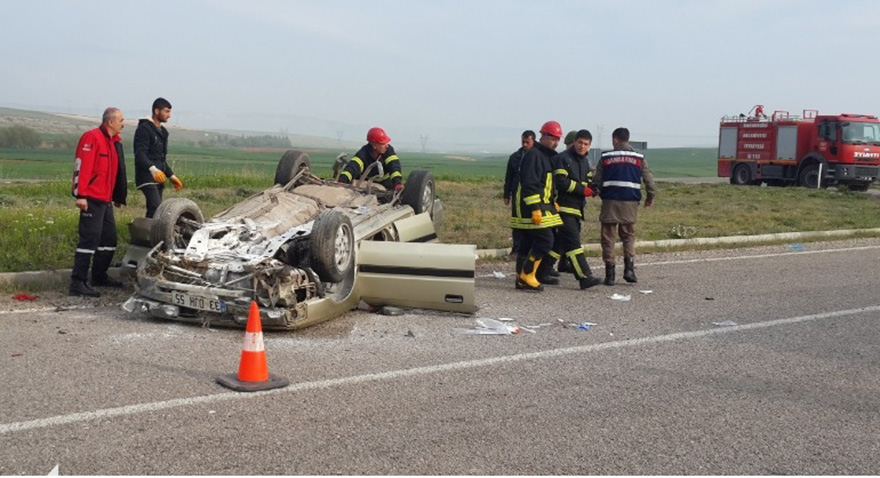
[170,176,183,190]
[531,209,542,225]
[583,186,594,197]
[149,166,167,183]
[554,202,560,212]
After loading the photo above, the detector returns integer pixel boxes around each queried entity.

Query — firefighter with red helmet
[510,120,564,291]
[338,127,403,191]
[549,129,602,289]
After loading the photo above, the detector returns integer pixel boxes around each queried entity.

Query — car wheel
[401,169,435,218]
[274,150,312,186]
[150,198,204,250]
[309,210,354,283]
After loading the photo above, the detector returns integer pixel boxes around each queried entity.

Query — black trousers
[553,213,593,279]
[71,199,117,282]
[141,183,164,218]
[517,228,554,259]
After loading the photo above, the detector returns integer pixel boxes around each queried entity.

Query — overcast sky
[2,0,879,151]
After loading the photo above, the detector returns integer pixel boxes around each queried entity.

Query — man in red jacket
[70,107,128,297]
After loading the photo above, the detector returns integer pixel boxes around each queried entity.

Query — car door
[356,241,476,314]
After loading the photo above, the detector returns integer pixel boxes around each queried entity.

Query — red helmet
[540,121,563,139]
[366,127,391,145]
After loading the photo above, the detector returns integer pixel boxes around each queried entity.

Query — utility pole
[419,134,429,153]
[596,124,605,150]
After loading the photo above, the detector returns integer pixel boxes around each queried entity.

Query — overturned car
[122,150,476,330]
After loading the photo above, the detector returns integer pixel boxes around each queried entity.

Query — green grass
[2,144,878,272]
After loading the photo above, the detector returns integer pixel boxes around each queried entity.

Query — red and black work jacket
[552,147,593,218]
[338,144,403,189]
[71,126,127,204]
[510,142,562,230]
[597,148,643,202]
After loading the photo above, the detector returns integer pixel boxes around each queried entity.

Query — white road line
[640,244,880,267]
[2,304,879,436]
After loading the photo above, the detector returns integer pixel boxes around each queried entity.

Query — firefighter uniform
[70,125,127,294]
[549,147,602,289]
[338,144,403,190]
[594,146,656,284]
[510,142,562,290]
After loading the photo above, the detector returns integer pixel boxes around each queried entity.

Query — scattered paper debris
[459,318,522,335]
[639,290,653,294]
[712,320,739,327]
[493,271,506,279]
[608,294,632,301]
[497,317,514,322]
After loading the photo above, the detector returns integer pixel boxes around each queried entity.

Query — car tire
[401,169,435,218]
[309,209,354,283]
[150,198,205,250]
[274,150,312,186]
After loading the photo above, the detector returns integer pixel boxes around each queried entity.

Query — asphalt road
[1,238,879,475]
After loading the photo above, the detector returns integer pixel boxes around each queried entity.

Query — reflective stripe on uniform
[602,180,641,189]
[523,194,540,205]
[75,248,95,254]
[351,157,364,172]
[340,171,353,181]
[558,206,581,217]
[97,246,116,252]
[384,155,399,163]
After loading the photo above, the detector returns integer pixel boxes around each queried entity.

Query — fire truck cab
[718,105,880,191]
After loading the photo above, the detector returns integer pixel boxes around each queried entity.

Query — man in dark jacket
[510,121,564,291]
[70,107,128,297]
[338,127,403,191]
[134,97,182,218]
[594,127,657,285]
[503,130,535,255]
[550,129,602,289]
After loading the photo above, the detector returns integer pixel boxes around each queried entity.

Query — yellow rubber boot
[518,257,544,291]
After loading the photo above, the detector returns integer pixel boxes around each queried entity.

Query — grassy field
[2,144,879,272]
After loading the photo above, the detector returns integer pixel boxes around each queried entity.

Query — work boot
[558,258,574,274]
[536,256,559,285]
[548,268,560,277]
[69,280,101,298]
[514,255,527,290]
[579,276,602,289]
[623,257,637,283]
[92,275,124,288]
[604,264,615,286]
[518,256,544,292]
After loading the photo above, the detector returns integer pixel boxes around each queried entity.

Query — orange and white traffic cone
[217,301,290,392]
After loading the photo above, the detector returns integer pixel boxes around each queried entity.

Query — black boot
[575,254,601,289]
[604,264,615,286]
[69,279,101,297]
[557,257,574,274]
[515,255,527,290]
[536,256,559,285]
[92,274,124,288]
[623,257,637,283]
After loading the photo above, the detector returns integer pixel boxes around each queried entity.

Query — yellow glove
[531,209,542,225]
[150,166,167,183]
[170,176,183,190]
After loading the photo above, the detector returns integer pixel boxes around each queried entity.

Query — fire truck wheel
[730,164,752,185]
[798,164,822,189]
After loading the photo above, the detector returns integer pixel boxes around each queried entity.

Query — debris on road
[458,318,522,335]
[788,244,805,250]
[639,290,653,294]
[608,294,632,302]
[712,320,739,327]
[12,293,39,301]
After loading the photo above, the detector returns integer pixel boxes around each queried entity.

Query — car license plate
[171,292,226,312]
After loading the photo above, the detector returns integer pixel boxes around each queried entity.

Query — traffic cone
[217,301,290,392]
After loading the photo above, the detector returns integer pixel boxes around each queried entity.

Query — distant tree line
[198,134,292,149]
[0,125,41,148]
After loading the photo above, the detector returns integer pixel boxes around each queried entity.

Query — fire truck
[718,105,880,191]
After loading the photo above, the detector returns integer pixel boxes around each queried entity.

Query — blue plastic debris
[788,244,805,250]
